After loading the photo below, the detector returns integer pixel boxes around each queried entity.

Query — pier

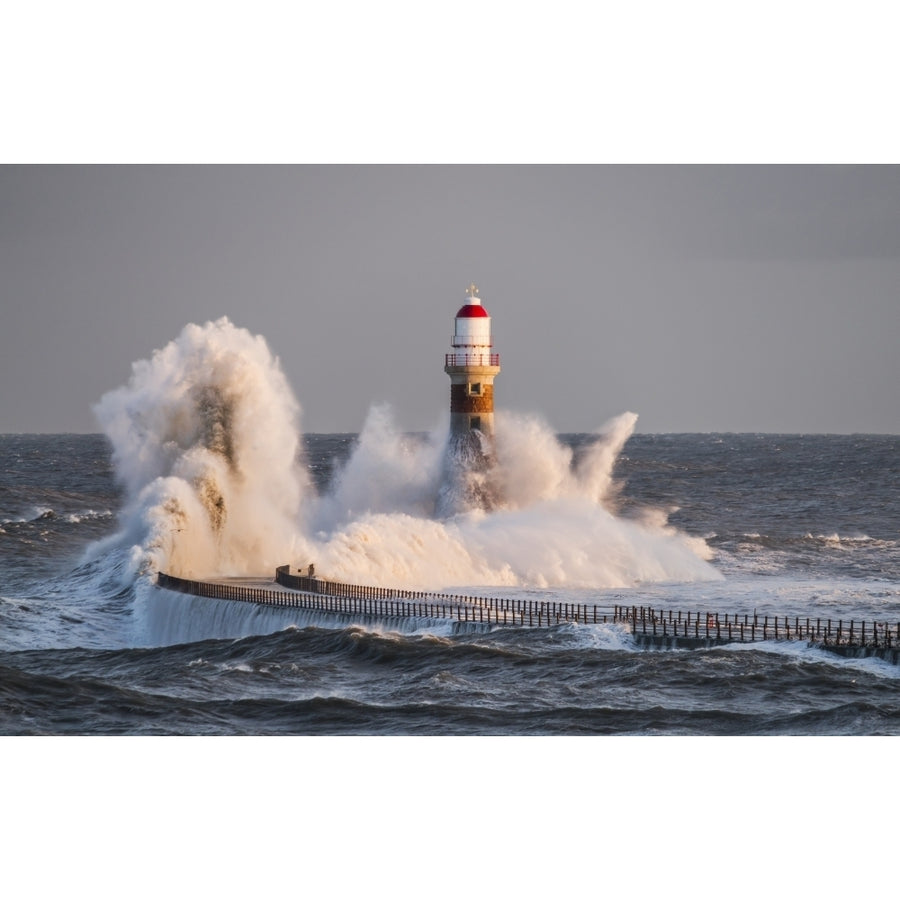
[157,566,615,630]
[155,568,900,664]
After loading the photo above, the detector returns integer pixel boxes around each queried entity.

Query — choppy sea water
[3,432,899,737]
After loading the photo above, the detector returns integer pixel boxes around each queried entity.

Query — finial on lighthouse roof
[465,282,481,304]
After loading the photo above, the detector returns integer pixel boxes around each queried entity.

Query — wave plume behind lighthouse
[90,305,720,591]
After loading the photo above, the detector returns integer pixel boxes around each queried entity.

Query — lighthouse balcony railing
[445,353,500,367]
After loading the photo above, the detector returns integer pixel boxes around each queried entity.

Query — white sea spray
[90,318,721,589]
[91,317,314,577]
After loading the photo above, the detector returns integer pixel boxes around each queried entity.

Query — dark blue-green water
[3,432,899,736]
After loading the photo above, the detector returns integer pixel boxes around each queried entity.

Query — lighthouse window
[470,417,481,431]
[469,383,481,395]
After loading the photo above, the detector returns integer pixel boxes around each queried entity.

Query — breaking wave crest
[90,318,720,590]
[91,318,315,578]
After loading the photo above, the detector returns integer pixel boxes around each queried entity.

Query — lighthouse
[436,283,501,516]
[444,283,501,437]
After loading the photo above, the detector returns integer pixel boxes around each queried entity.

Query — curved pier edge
[154,570,900,664]
[156,569,616,630]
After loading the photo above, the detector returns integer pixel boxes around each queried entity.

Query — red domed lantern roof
[456,303,489,318]
[456,283,489,318]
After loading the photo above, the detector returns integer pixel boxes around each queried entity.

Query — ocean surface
[3,430,899,737]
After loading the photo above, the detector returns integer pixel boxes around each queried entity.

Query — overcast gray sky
[2,165,898,434]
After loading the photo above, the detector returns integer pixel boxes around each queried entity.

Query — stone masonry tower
[444,283,501,437]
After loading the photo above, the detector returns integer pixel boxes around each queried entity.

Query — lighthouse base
[436,428,497,517]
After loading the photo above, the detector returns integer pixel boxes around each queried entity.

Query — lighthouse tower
[444,283,501,437]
